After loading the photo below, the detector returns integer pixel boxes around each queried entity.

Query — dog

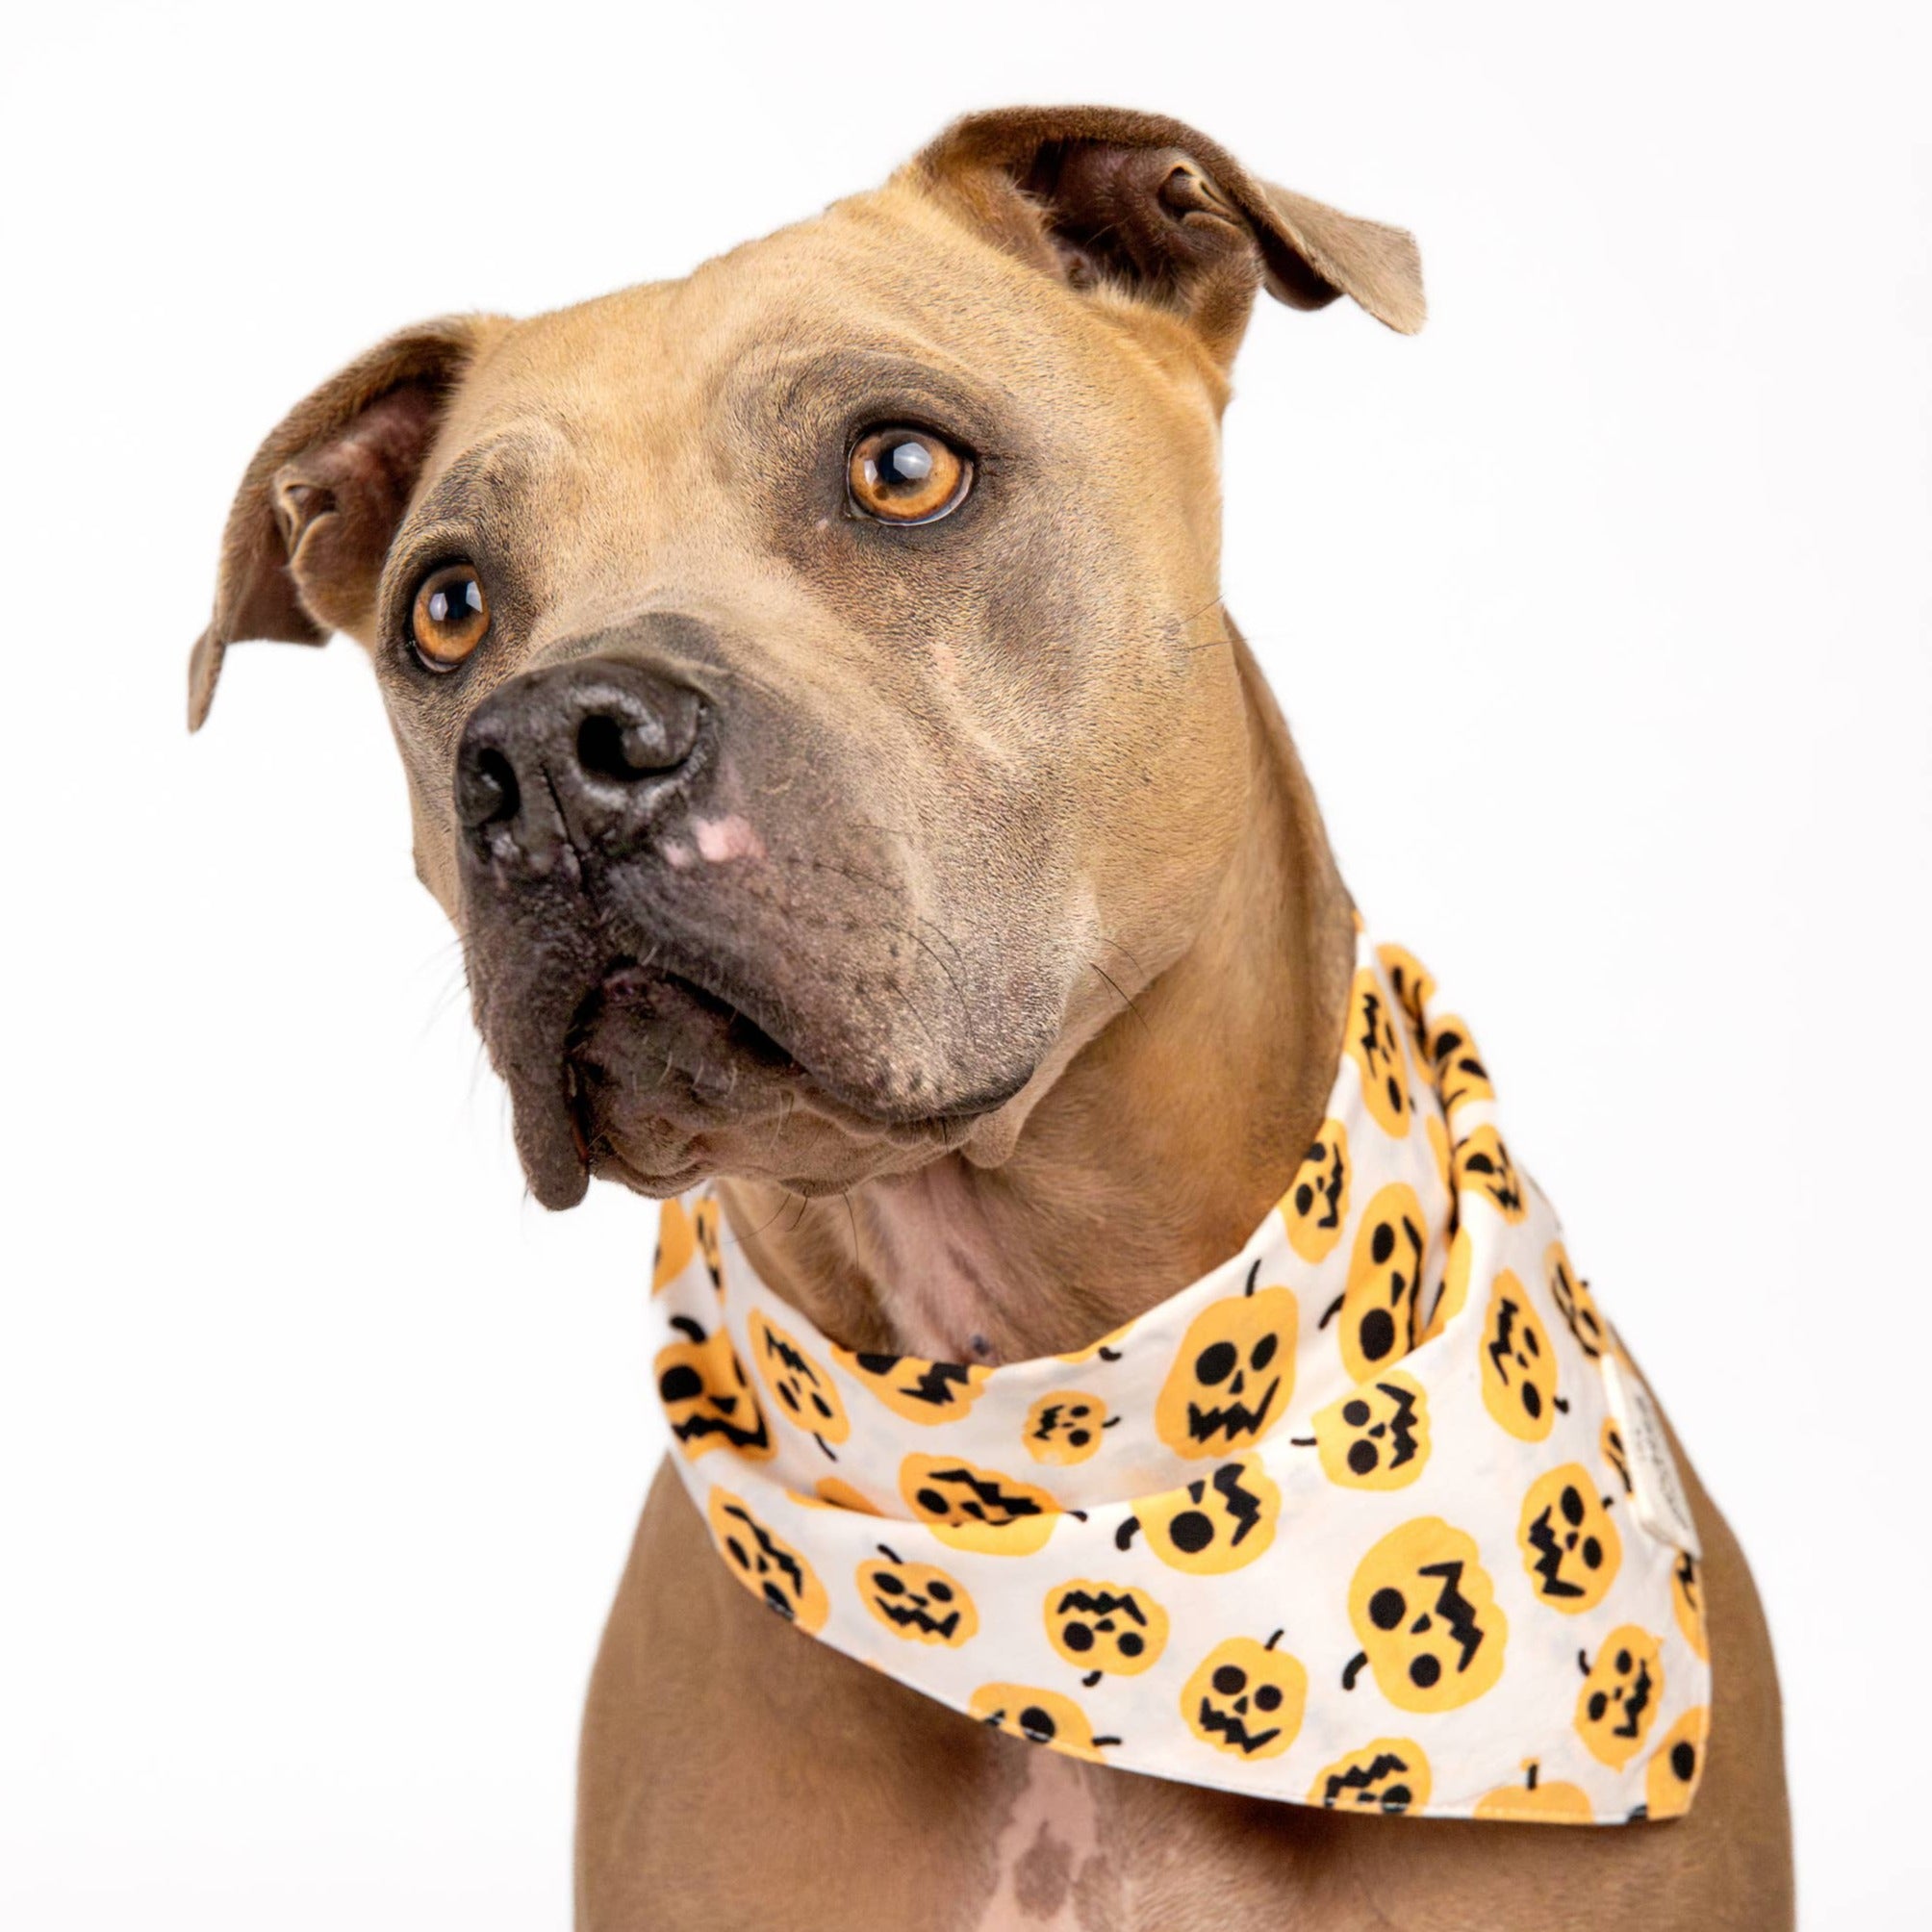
[189,106,1792,1930]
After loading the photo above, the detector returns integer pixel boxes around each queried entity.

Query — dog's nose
[456,655,705,868]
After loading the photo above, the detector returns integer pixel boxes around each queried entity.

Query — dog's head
[190,107,1422,1209]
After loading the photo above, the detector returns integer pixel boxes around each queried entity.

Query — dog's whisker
[1087,959,1152,1034]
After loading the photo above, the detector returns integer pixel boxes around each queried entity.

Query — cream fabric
[646,929,1710,1823]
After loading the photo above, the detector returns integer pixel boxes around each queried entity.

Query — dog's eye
[847,427,971,525]
[410,563,491,670]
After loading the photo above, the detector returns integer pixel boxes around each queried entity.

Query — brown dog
[190,107,1792,1930]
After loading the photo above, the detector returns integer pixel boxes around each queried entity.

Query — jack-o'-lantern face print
[1346,968,1413,1137]
[856,1545,978,1647]
[1575,1626,1665,1767]
[1155,1267,1297,1459]
[832,1347,989,1425]
[1182,1635,1308,1762]
[900,1455,1058,1555]
[969,1684,1117,1762]
[748,1308,848,1454]
[705,1488,828,1632]
[1545,1242,1607,1360]
[1421,1013,1494,1115]
[1044,1580,1169,1682]
[1345,1517,1508,1714]
[1644,1706,1707,1818]
[1481,1272,1563,1441]
[1672,1550,1708,1660]
[1309,1738,1432,1815]
[692,1196,724,1289]
[1309,1370,1432,1490]
[1453,1125,1528,1221]
[1322,1184,1426,1382]
[1377,943,1436,1049]
[1023,1391,1111,1466]
[1601,1418,1635,1496]
[1118,1457,1281,1575]
[1517,1464,1622,1613]
[654,1317,774,1462]
[1473,1761,1595,1822]
[1280,1120,1351,1264]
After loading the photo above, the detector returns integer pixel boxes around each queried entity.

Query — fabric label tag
[1600,1351,1702,1560]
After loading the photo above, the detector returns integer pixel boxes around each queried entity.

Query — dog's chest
[971,1751,1104,1929]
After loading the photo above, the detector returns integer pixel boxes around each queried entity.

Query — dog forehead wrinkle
[412,421,571,522]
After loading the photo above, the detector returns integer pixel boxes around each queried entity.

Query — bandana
[647,929,1710,1824]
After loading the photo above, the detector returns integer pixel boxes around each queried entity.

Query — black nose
[455,655,705,869]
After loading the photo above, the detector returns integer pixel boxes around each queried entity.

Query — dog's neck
[721,628,1354,1363]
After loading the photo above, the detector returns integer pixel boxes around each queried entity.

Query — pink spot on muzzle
[692,814,765,864]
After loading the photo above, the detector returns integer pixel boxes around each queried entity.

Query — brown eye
[410,563,491,669]
[847,427,971,524]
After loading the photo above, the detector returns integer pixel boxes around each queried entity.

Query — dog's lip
[514,1073,593,1212]
[568,953,1031,1131]
[565,956,806,1105]
[560,946,1035,1151]
[597,960,801,1078]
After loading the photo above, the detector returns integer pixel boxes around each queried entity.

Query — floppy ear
[911,106,1423,361]
[187,314,507,730]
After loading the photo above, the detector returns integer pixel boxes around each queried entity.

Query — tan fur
[190,107,1792,1929]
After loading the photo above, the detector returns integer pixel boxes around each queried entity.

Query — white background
[3,3,1926,1924]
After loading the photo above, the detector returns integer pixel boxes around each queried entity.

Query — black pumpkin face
[1023,1390,1111,1465]
[705,1487,828,1632]
[692,1196,724,1289]
[1546,1241,1607,1360]
[1376,943,1436,1049]
[748,1307,849,1455]
[1181,1635,1308,1761]
[1345,967,1413,1136]
[1453,1125,1528,1221]
[1043,1580,1169,1681]
[1310,1370,1432,1490]
[1479,1273,1562,1442]
[1516,1463,1622,1613]
[1575,1625,1664,1768]
[1322,1183,1426,1382]
[1309,1737,1433,1814]
[1280,1118,1351,1264]
[856,1546,978,1647]
[1154,1269,1299,1459]
[1421,1012,1493,1115]
[832,1346,990,1424]
[654,1316,774,1461]
[1344,1516,1509,1715]
[899,1454,1059,1554]
[1116,1457,1282,1574]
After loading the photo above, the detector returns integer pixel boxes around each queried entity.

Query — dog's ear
[188,315,507,731]
[910,106,1423,361]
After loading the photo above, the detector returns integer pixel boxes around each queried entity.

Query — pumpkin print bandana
[647,931,1711,1824]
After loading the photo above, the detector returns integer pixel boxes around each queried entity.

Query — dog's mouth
[559,956,811,1191]
[484,948,1035,1209]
